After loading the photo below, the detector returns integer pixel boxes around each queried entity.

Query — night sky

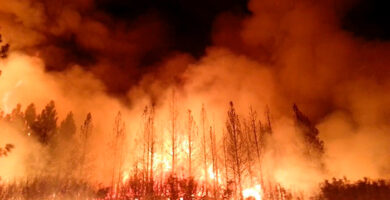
[95,0,389,58]
[343,0,390,40]
[97,0,250,57]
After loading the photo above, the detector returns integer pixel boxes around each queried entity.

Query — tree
[226,102,246,199]
[59,112,76,137]
[110,111,126,193]
[6,104,25,130]
[248,107,270,186]
[201,104,209,196]
[186,109,194,177]
[79,112,93,177]
[25,103,36,127]
[11,104,23,120]
[169,90,178,174]
[0,36,15,159]
[55,112,77,176]
[318,178,390,200]
[0,33,9,59]
[293,104,324,158]
[209,126,219,198]
[142,106,155,195]
[31,101,58,144]
[0,144,14,157]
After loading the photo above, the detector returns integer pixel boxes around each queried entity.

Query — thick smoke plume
[1,0,390,197]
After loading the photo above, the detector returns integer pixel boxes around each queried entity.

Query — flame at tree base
[243,185,263,200]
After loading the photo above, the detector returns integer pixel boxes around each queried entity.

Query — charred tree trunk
[209,126,219,198]
[187,109,194,177]
[79,113,92,179]
[201,104,209,197]
[111,112,126,193]
[170,90,178,175]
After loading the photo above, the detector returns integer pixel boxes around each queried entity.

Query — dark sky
[96,0,250,57]
[342,0,390,40]
[95,0,389,58]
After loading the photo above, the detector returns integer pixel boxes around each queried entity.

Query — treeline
[0,99,325,200]
[2,99,382,200]
[0,101,96,180]
[316,178,390,200]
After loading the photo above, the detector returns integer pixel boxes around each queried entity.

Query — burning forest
[1,0,390,199]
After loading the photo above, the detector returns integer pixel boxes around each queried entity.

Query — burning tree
[186,109,194,177]
[201,104,209,196]
[170,90,178,174]
[142,106,155,196]
[225,101,247,199]
[110,111,126,193]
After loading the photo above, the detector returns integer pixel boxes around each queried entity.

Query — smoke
[210,0,390,191]
[0,120,45,180]
[1,0,390,196]
[0,0,171,94]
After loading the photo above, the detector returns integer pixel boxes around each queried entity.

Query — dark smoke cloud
[0,0,249,95]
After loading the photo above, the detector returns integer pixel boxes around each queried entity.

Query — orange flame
[243,184,263,200]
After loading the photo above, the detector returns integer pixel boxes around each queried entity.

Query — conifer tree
[226,102,246,199]
[25,103,36,127]
[79,112,93,177]
[59,112,76,138]
[293,104,324,157]
[0,33,9,59]
[31,101,58,144]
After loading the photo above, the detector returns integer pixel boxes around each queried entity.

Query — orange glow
[243,184,263,200]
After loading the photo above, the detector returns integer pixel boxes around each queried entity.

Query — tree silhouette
[25,103,37,128]
[318,178,390,200]
[226,101,246,199]
[79,112,93,178]
[0,33,9,59]
[31,101,58,144]
[0,144,14,157]
[293,104,324,158]
[110,111,126,193]
[59,112,76,137]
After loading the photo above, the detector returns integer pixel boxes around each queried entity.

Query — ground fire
[1,0,390,199]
